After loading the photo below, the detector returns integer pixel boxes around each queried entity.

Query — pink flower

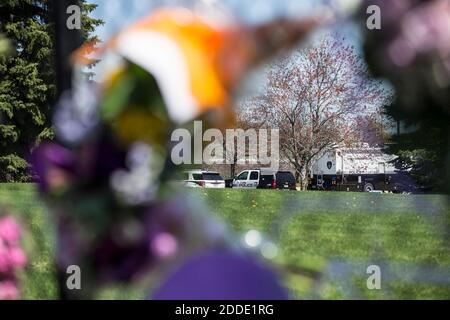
[8,247,27,268]
[151,232,178,259]
[0,280,20,300]
[0,248,10,273]
[0,216,21,244]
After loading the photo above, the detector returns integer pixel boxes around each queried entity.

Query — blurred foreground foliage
[0,0,103,182]
[360,0,450,193]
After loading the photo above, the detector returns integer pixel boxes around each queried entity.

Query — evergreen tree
[384,104,448,191]
[0,0,103,181]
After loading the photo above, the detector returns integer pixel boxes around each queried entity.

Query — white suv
[180,170,225,188]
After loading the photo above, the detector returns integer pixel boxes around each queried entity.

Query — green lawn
[201,189,450,299]
[0,183,57,299]
[1,183,450,299]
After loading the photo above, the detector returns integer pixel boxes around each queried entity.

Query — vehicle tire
[364,183,374,192]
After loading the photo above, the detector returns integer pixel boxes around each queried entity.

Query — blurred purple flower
[31,137,128,194]
[53,86,100,146]
[54,193,228,289]
[367,0,450,69]
[151,249,288,300]
[361,0,450,114]
[84,199,188,283]
[30,142,76,193]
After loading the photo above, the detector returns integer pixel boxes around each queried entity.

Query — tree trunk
[295,171,300,183]
[230,163,236,179]
[298,166,308,191]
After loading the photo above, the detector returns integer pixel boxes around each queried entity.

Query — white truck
[308,145,400,192]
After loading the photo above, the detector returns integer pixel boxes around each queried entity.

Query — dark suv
[275,171,297,190]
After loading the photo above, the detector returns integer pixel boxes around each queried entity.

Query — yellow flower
[112,107,168,148]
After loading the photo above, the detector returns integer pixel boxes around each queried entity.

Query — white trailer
[309,145,399,192]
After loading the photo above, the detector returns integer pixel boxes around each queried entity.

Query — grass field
[1,183,450,299]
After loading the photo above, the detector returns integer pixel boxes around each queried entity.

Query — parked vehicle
[225,178,234,188]
[178,170,225,188]
[232,169,296,190]
[275,171,297,190]
[308,173,391,192]
[307,146,407,192]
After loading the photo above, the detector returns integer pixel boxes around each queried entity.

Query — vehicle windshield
[276,172,295,182]
[236,172,248,180]
[202,173,223,181]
